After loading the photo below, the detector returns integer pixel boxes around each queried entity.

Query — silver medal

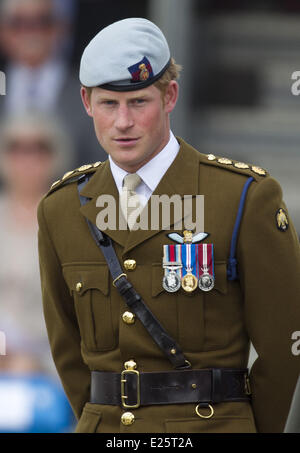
[162,270,181,292]
[199,272,215,292]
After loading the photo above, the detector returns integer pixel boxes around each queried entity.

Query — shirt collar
[109,131,180,193]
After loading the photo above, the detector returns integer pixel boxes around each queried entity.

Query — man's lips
[113,137,140,146]
[114,137,140,141]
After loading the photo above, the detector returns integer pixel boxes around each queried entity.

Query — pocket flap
[62,263,109,296]
[75,403,102,433]
[213,262,228,295]
[152,261,228,297]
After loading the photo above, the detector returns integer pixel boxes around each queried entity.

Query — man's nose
[115,105,134,130]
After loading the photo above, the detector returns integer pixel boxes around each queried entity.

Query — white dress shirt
[109,131,180,209]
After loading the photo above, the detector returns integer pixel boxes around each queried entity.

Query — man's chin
[111,154,146,171]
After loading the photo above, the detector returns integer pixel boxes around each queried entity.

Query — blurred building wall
[149,0,300,234]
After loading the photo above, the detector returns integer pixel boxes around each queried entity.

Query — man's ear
[164,81,179,114]
[80,86,93,117]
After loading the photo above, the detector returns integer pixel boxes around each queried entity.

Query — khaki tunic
[37,138,300,433]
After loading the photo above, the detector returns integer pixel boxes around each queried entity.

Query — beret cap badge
[139,63,149,81]
[128,57,153,83]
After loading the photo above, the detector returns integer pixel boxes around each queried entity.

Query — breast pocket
[152,261,229,352]
[62,263,116,352]
[152,263,204,352]
[202,261,244,351]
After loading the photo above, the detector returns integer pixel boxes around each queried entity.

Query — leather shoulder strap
[78,175,191,370]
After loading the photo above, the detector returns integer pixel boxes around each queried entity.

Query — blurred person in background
[0,112,74,432]
[0,111,71,375]
[0,0,104,166]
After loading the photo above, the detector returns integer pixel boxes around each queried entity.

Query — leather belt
[91,368,251,409]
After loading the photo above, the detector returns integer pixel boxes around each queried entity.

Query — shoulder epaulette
[202,153,269,181]
[46,161,102,197]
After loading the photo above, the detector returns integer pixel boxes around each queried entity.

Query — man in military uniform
[37,18,300,433]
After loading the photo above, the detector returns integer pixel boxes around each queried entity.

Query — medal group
[162,231,215,293]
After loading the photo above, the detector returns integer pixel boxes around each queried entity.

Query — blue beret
[79,17,171,91]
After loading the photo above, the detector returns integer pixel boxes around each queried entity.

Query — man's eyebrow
[128,94,149,101]
[96,94,150,102]
[96,96,118,102]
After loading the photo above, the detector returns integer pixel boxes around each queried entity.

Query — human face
[0,0,62,68]
[81,81,178,173]
[3,131,55,196]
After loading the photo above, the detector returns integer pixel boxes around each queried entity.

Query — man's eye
[102,100,116,106]
[133,99,146,105]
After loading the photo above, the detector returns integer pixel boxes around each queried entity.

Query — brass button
[218,157,232,165]
[75,282,83,292]
[234,162,249,169]
[78,164,93,172]
[251,165,266,176]
[124,360,137,370]
[122,311,136,325]
[62,170,75,180]
[124,259,136,271]
[50,179,60,189]
[207,154,216,161]
[121,412,135,426]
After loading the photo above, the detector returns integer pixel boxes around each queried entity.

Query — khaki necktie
[120,173,142,230]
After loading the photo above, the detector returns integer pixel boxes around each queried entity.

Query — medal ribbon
[181,244,197,277]
[176,244,182,278]
[163,244,182,278]
[196,244,215,277]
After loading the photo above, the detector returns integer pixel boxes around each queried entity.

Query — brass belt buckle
[113,273,127,287]
[121,369,140,409]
